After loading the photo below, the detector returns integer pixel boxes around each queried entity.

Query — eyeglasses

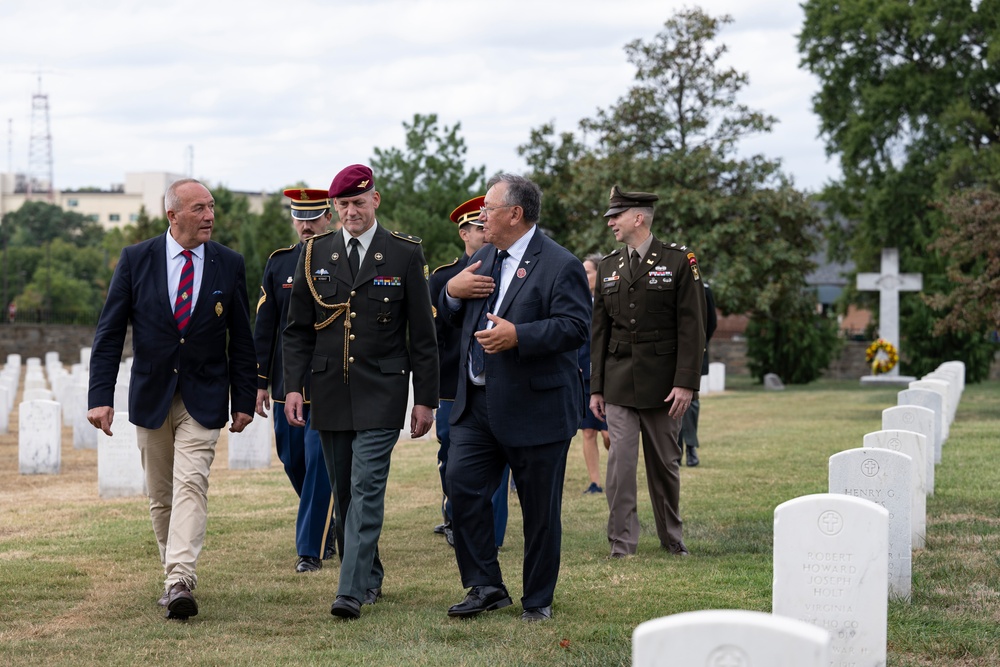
[479,204,517,216]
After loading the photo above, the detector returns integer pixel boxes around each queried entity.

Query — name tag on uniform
[603,275,620,283]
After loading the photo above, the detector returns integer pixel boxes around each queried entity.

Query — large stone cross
[857,248,922,376]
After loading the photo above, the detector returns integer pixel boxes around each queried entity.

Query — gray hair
[164,178,205,214]
[583,252,603,269]
[487,173,542,223]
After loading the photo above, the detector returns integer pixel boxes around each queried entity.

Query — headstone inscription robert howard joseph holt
[773,493,888,667]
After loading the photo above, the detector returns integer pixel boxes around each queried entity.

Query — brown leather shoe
[165,582,198,620]
[156,590,169,607]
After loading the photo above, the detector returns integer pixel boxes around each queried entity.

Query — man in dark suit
[254,188,336,573]
[87,178,257,620]
[590,186,706,559]
[283,164,438,621]
[440,174,591,623]
[428,195,508,550]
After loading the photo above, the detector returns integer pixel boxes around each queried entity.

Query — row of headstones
[10,348,276,498]
[632,360,966,667]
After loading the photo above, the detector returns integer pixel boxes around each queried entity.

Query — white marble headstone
[68,382,97,449]
[830,448,913,601]
[633,609,830,667]
[897,388,945,461]
[708,362,726,393]
[882,405,935,480]
[6,353,22,368]
[23,388,54,403]
[908,379,951,437]
[0,386,9,434]
[773,493,888,667]
[863,430,928,548]
[18,399,62,474]
[228,410,273,469]
[80,346,92,368]
[699,374,710,395]
[97,415,145,498]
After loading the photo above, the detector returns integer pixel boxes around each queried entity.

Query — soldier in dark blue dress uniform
[254,188,337,572]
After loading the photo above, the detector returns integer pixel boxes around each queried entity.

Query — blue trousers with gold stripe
[273,405,334,559]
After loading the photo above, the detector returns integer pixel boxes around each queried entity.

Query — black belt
[611,330,665,344]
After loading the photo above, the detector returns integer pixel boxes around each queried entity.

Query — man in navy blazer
[440,174,591,622]
[87,178,257,621]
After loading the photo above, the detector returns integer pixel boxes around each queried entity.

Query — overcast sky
[0,0,840,196]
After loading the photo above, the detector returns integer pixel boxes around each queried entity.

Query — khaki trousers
[604,403,683,555]
[136,393,220,591]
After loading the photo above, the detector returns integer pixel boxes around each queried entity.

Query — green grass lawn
[1,376,997,666]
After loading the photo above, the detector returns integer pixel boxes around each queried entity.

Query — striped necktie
[174,250,194,332]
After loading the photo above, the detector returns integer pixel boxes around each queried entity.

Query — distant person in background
[87,178,257,620]
[427,195,510,549]
[254,188,337,572]
[578,254,610,494]
[678,281,717,467]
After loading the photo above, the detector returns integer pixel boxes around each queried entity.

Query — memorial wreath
[865,338,899,375]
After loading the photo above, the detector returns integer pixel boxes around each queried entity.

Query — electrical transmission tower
[26,75,54,200]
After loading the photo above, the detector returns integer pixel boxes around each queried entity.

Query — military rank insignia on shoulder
[267,244,296,260]
[432,257,460,274]
[603,248,622,260]
[392,230,422,244]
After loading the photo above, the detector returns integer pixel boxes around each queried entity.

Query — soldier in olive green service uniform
[589,186,706,558]
[283,164,438,620]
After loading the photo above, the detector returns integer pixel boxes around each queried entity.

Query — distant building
[0,171,268,229]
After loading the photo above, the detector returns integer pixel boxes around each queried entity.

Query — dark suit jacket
[441,229,591,447]
[88,232,257,430]
[282,224,439,432]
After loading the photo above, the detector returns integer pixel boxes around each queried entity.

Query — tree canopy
[519,8,837,383]
[800,0,1000,380]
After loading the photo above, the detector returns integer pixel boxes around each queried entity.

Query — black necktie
[470,249,509,377]
[630,249,640,276]
[348,238,360,279]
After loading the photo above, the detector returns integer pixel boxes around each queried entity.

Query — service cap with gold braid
[604,185,659,218]
[449,195,486,227]
[282,188,331,220]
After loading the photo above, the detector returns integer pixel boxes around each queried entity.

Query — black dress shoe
[330,595,361,620]
[666,542,690,556]
[686,448,700,467]
[362,587,382,605]
[165,582,198,620]
[296,556,322,572]
[444,527,455,547]
[447,585,513,618]
[433,522,450,535]
[520,606,553,622]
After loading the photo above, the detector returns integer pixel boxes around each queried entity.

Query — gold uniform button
[351,290,356,297]
[383,297,389,303]
[350,312,356,318]
[349,334,356,341]
[179,338,185,344]
[173,368,178,374]
[348,357,355,363]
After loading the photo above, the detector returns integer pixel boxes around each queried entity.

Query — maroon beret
[329,164,375,199]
